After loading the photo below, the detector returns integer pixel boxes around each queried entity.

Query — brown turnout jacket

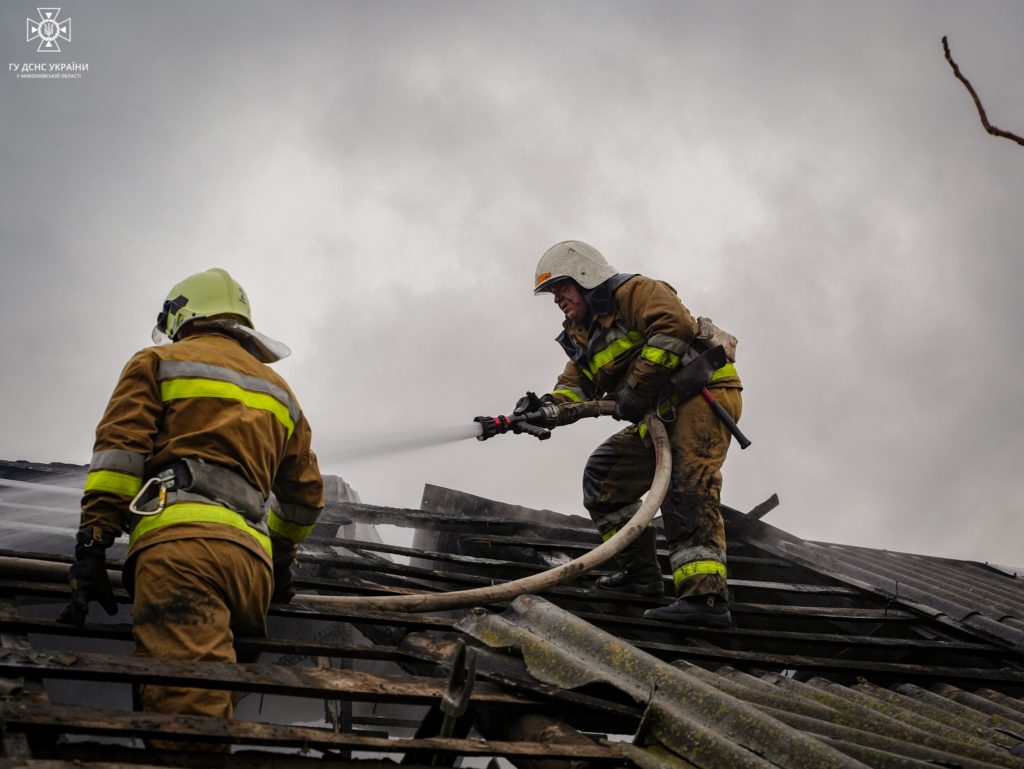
[80,331,323,565]
[550,274,740,406]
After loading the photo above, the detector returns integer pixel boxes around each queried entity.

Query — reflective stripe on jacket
[549,274,740,405]
[130,502,274,557]
[81,331,323,560]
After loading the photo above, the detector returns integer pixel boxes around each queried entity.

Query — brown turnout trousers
[583,387,742,599]
[132,537,272,748]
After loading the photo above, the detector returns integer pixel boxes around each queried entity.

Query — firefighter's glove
[58,528,118,627]
[613,387,648,424]
[512,391,544,416]
[271,536,298,604]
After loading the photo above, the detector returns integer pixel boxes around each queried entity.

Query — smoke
[0,472,85,552]
[0,478,82,497]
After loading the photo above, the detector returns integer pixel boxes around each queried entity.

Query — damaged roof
[724,500,1024,652]
[1,458,1023,768]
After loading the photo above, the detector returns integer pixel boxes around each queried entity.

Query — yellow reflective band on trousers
[160,378,295,437]
[637,400,676,439]
[583,330,643,380]
[710,362,738,382]
[552,388,584,403]
[640,346,681,369]
[129,503,272,557]
[637,362,739,439]
[601,524,653,542]
[84,469,143,498]
[268,509,315,544]
[673,560,727,584]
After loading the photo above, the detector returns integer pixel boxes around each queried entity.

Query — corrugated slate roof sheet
[460,594,1024,769]
[723,505,1024,651]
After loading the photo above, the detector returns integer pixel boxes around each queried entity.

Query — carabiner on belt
[129,468,178,516]
[654,393,678,424]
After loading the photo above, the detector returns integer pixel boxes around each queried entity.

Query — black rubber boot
[642,594,731,627]
[595,528,665,596]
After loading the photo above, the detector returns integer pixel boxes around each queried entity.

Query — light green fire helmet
[153,267,253,341]
[151,268,291,362]
[533,240,618,294]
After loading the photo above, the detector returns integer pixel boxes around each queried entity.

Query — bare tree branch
[942,35,1024,147]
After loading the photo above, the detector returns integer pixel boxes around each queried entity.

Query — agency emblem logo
[26,8,71,53]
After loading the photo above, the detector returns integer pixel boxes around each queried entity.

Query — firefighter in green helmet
[524,241,743,627]
[62,267,324,746]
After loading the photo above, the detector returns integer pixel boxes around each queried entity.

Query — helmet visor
[151,324,172,345]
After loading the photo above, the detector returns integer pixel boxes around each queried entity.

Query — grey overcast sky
[1,2,1022,565]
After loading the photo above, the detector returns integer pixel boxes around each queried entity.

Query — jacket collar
[585,273,635,317]
[559,273,637,335]
[186,319,291,363]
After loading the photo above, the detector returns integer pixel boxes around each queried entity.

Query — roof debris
[2,460,1023,767]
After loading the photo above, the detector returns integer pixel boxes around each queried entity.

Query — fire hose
[0,404,671,614]
[300,406,670,612]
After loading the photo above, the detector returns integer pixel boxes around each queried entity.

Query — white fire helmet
[533,240,618,294]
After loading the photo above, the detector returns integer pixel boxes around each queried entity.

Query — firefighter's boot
[643,594,731,628]
[595,527,665,596]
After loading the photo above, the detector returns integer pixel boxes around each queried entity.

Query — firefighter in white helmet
[62,267,323,748]
[524,241,743,627]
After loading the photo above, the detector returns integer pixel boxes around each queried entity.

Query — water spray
[0,385,745,613]
[0,410,672,614]
[316,397,574,465]
[0,400,617,512]
[316,422,482,464]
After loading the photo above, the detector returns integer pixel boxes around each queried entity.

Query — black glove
[512,391,544,416]
[58,528,118,627]
[271,536,297,604]
[613,387,649,424]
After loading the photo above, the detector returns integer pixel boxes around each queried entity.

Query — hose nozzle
[473,414,551,441]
